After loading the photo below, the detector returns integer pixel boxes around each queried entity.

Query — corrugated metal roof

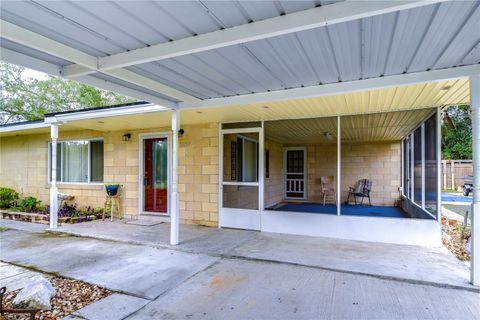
[0,1,477,106]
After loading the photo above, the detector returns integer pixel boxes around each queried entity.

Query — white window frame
[48,138,104,185]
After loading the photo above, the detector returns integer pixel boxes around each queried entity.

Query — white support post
[401,139,404,196]
[337,116,341,216]
[421,123,426,209]
[451,160,455,190]
[170,110,180,245]
[411,133,415,201]
[49,123,59,229]
[436,107,442,221]
[470,74,480,286]
[259,121,265,223]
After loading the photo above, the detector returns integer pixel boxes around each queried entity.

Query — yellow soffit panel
[181,79,469,125]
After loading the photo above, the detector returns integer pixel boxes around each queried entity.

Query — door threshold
[138,213,171,223]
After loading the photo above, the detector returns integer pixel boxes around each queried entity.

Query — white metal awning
[1,0,479,110]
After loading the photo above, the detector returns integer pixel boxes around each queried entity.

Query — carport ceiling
[0,0,479,110]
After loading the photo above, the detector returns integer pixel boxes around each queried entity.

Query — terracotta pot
[441,217,447,225]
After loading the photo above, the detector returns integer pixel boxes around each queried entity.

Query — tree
[442,104,472,160]
[0,62,136,124]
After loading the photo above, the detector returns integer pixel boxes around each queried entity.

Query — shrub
[18,196,41,213]
[0,187,19,209]
[58,202,78,217]
[78,206,104,217]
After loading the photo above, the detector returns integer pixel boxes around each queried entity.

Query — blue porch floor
[270,203,410,218]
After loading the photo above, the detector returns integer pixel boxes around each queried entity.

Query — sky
[21,67,48,81]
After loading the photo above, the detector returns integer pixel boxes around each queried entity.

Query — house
[0,0,478,285]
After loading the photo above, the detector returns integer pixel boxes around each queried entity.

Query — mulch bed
[2,277,111,320]
[442,223,471,261]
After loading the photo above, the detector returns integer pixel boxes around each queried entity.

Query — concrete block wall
[264,139,284,207]
[265,141,401,206]
[0,123,220,227]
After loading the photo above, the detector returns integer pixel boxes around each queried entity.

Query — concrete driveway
[1,229,217,299]
[1,222,479,320]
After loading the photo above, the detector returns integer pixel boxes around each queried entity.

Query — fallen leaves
[3,277,111,320]
[442,223,471,261]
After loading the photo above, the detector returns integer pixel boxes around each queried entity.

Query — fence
[442,160,473,190]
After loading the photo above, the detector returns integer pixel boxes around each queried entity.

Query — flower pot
[448,219,457,226]
[105,185,119,196]
[441,217,447,226]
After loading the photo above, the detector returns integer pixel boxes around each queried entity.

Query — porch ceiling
[0,1,478,109]
[180,78,468,125]
[265,109,434,144]
[55,112,172,132]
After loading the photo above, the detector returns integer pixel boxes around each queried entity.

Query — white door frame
[219,125,264,230]
[138,132,172,216]
[283,147,307,200]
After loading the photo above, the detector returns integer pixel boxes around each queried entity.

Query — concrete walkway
[53,220,474,291]
[0,262,45,293]
[1,224,479,320]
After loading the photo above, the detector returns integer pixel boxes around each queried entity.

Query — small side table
[103,188,122,221]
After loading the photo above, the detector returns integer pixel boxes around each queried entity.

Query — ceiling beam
[179,64,480,109]
[74,76,178,109]
[1,19,97,70]
[0,47,177,108]
[0,47,62,77]
[0,19,200,103]
[62,0,444,77]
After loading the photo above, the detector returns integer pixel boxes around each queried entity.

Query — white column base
[471,203,480,286]
[49,186,58,229]
[170,191,179,245]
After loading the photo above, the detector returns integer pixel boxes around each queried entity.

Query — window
[49,139,104,183]
[237,136,258,182]
[403,137,410,198]
[424,114,437,214]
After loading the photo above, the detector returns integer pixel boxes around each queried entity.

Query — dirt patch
[2,277,111,320]
[442,223,470,261]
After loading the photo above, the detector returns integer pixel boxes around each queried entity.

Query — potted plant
[105,184,122,196]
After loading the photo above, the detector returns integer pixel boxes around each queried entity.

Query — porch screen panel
[404,136,411,199]
[223,133,258,183]
[222,132,260,210]
[424,114,437,215]
[90,140,104,182]
[414,128,422,205]
[223,186,259,209]
[62,141,88,183]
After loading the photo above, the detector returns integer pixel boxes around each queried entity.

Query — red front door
[143,138,168,214]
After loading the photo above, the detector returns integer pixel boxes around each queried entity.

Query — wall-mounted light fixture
[122,133,132,142]
[178,129,185,137]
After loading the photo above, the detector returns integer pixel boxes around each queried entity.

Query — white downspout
[170,110,180,245]
[49,123,59,229]
[470,74,480,286]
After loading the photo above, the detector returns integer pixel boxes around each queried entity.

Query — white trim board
[262,211,441,247]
